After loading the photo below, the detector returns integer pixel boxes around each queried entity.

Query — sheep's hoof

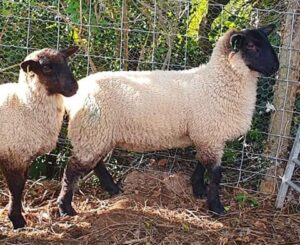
[58,202,77,217]
[106,182,122,196]
[192,184,207,199]
[9,214,26,229]
[208,202,226,216]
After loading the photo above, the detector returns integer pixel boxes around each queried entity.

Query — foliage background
[0,0,290,191]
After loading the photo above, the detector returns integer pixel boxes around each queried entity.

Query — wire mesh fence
[1,0,300,201]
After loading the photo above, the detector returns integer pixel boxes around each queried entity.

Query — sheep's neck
[18,71,64,127]
[203,52,259,119]
[209,51,258,85]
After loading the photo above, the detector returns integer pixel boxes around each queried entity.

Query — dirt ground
[1,170,300,245]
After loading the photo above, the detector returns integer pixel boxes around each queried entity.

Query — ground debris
[1,171,300,244]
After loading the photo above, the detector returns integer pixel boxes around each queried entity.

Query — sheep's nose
[72,77,77,84]
[274,60,279,71]
[64,87,77,97]
[271,65,279,74]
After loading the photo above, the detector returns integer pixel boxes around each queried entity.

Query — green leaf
[248,198,259,207]
[182,223,190,233]
[235,193,247,204]
[46,23,57,29]
[187,0,209,39]
[144,221,152,229]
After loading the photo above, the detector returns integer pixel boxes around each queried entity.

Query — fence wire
[1,0,300,200]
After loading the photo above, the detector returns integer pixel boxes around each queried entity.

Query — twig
[79,0,83,35]
[0,190,9,198]
[46,0,98,73]
[0,18,9,45]
[155,223,176,228]
[0,63,21,73]
[123,237,148,245]
[81,170,94,182]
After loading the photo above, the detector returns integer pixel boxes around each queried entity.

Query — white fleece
[0,49,65,170]
[65,29,258,167]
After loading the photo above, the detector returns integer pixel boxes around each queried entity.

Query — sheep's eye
[246,42,256,50]
[42,65,53,73]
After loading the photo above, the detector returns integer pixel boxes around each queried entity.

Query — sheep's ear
[258,24,276,36]
[60,46,79,58]
[230,33,243,52]
[20,60,40,73]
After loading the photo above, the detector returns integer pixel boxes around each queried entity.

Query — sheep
[0,46,78,229]
[57,25,279,216]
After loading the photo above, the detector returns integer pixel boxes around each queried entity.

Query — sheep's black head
[20,46,79,97]
[229,24,279,76]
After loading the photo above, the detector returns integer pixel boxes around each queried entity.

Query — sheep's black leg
[94,161,121,196]
[191,161,207,198]
[206,165,225,215]
[2,167,27,229]
[57,157,83,216]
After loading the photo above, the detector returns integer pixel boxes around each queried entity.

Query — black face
[20,46,79,97]
[230,24,279,76]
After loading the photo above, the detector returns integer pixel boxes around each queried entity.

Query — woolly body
[0,47,78,229]
[0,83,64,167]
[66,30,258,167]
[58,26,279,217]
[0,51,65,169]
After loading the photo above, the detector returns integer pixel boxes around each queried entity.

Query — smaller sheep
[0,46,78,229]
[58,25,279,217]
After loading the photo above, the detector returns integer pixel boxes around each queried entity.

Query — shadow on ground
[1,170,300,244]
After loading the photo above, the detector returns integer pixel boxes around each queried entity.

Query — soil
[1,170,300,244]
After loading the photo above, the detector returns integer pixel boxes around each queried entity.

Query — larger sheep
[0,47,78,229]
[58,25,279,216]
